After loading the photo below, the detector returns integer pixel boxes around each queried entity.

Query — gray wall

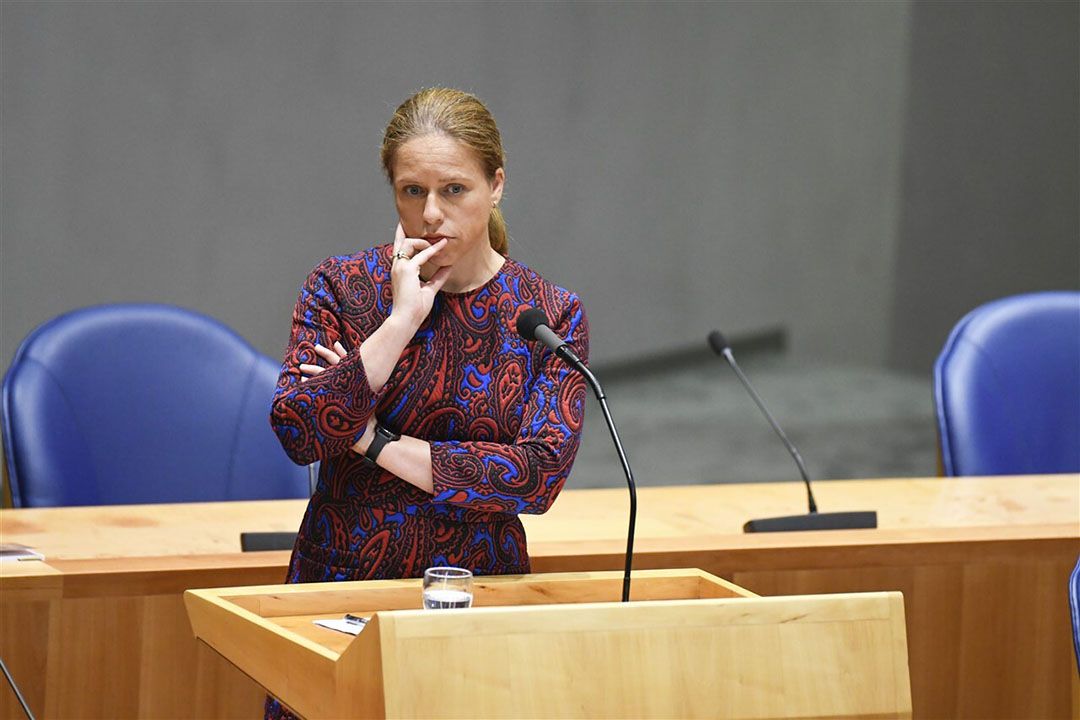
[2,1,1075,375]
[889,0,1080,373]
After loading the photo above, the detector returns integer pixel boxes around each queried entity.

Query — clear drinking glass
[422,566,474,609]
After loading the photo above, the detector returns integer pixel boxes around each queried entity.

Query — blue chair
[1071,555,1080,675]
[933,291,1080,476]
[2,304,310,507]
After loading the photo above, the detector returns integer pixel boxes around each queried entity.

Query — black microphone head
[707,330,730,355]
[516,307,549,342]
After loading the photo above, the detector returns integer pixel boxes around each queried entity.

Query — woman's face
[392,133,504,267]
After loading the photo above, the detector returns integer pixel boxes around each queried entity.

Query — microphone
[516,307,638,602]
[707,330,877,533]
[516,308,584,367]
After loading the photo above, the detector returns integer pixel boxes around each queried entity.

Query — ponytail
[488,205,508,255]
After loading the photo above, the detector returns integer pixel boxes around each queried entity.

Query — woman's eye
[403,186,423,197]
[446,184,464,195]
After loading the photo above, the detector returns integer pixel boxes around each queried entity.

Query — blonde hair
[381,88,509,254]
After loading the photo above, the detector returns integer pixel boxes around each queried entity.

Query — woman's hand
[389,223,451,329]
[301,224,450,397]
[299,341,348,382]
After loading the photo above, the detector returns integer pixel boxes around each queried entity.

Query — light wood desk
[1,474,1077,719]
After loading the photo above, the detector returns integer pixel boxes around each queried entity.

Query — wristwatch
[363,422,400,468]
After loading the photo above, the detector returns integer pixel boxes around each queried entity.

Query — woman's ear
[490,168,505,205]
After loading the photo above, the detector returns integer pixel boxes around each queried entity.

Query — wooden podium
[185,568,911,719]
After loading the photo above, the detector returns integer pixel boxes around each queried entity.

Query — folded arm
[356,297,590,515]
[271,233,448,465]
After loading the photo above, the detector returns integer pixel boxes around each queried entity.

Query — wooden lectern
[185,568,911,719]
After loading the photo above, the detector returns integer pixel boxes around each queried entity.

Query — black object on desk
[240,531,298,552]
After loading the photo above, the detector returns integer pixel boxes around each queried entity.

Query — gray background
[3,0,1077,376]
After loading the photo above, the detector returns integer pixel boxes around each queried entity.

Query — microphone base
[743,511,877,533]
[240,531,298,552]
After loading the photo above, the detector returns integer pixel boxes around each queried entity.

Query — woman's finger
[409,238,448,266]
[299,363,326,377]
[393,222,405,253]
[333,341,348,358]
[402,236,433,250]
[313,343,342,366]
[423,265,453,292]
[390,236,432,264]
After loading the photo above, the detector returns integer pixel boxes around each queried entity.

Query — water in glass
[422,566,473,610]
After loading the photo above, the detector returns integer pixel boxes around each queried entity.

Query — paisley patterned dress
[264,243,588,718]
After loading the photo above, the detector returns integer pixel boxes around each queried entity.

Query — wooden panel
[48,596,143,718]
[137,593,263,719]
[0,499,307,559]
[186,588,340,720]
[0,562,274,720]
[218,568,752,620]
[2,475,1075,561]
[52,554,290,599]
[138,594,203,717]
[0,476,1076,719]
[188,572,909,720]
[532,529,1078,719]
[0,560,61,719]
[731,552,1076,719]
[1072,670,1079,720]
[381,594,909,720]
[337,612,385,720]
[0,595,54,719]
[191,640,265,720]
[953,559,1070,719]
[270,613,358,655]
[524,474,1079,542]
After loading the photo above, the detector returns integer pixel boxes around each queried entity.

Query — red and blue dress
[265,244,587,717]
[270,243,588,584]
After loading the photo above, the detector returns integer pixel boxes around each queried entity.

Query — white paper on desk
[314,618,366,636]
[0,543,45,562]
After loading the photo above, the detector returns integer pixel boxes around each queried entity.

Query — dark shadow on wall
[888,0,1079,375]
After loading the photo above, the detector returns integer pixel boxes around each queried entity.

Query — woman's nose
[423,193,443,225]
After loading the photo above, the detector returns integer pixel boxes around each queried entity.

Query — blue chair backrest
[2,304,309,507]
[933,291,1080,476]
[1071,555,1080,675]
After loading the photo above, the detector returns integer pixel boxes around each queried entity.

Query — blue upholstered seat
[933,291,1080,476]
[2,304,309,507]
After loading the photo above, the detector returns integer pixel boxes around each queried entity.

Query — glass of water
[422,566,473,609]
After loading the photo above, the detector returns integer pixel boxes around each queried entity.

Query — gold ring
[393,251,411,261]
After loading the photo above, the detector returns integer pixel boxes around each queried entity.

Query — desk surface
[1,473,1075,563]
[2,473,1077,720]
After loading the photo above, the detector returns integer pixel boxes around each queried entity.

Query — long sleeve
[428,295,589,515]
[269,260,381,465]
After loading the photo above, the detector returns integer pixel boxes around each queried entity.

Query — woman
[267,85,587,678]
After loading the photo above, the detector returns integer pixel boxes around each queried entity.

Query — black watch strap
[363,423,400,467]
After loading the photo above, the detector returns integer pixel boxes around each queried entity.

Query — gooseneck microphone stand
[708,330,877,532]
[575,363,637,603]
[717,341,819,512]
[2,656,35,720]
[517,308,637,602]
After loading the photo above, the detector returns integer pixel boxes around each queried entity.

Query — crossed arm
[293,227,449,494]
[300,333,435,494]
[272,232,588,514]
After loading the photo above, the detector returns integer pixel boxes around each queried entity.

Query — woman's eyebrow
[396,175,469,185]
